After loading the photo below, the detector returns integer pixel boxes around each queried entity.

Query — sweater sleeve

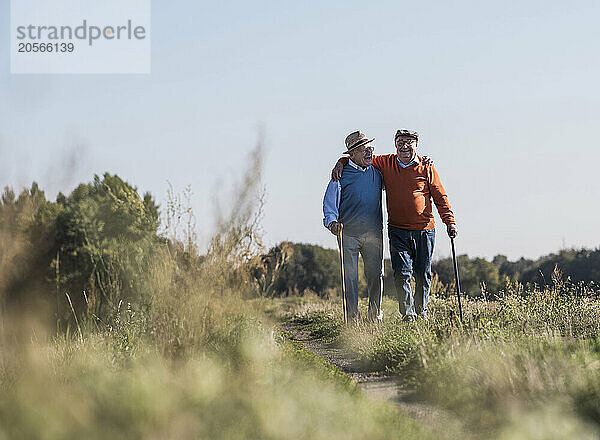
[338,155,385,171]
[427,165,456,225]
[371,155,384,172]
[322,180,341,228]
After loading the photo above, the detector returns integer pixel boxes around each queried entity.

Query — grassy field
[3,251,600,439]
[0,251,438,440]
[2,164,599,438]
[0,189,435,440]
[4,248,600,440]
[0,160,433,439]
[277,282,600,439]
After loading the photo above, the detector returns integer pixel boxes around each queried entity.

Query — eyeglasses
[356,146,375,154]
[396,139,416,148]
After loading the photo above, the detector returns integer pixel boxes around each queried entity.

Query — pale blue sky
[1,0,599,260]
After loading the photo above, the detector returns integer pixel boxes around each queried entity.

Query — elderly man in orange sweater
[332,129,457,321]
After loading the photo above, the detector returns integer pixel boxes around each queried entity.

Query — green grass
[0,251,433,440]
[0,307,432,440]
[278,286,600,438]
[291,311,342,341]
[0,150,439,439]
[279,336,357,391]
[4,161,599,438]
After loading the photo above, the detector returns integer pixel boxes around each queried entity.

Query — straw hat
[344,130,375,154]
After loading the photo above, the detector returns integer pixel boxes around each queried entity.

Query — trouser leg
[361,230,383,322]
[388,227,416,317]
[414,229,435,318]
[341,233,361,323]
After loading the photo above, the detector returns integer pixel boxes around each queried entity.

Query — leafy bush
[254,242,341,297]
[0,174,159,326]
[55,173,160,318]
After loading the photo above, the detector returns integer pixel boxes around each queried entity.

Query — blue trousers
[338,229,383,323]
[388,227,435,318]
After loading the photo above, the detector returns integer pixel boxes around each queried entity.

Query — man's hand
[331,161,344,182]
[447,224,458,238]
[329,221,342,236]
[422,156,434,166]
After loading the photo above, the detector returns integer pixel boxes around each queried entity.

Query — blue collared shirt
[322,159,367,228]
[396,154,420,168]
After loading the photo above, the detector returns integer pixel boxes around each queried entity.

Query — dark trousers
[388,226,435,318]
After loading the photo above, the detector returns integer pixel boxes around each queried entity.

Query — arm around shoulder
[331,157,348,181]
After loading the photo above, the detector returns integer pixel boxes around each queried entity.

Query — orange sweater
[340,155,455,230]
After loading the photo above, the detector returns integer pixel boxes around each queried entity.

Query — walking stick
[337,224,347,324]
[450,236,464,323]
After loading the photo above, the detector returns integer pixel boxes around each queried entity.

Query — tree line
[1,175,598,325]
[254,242,600,298]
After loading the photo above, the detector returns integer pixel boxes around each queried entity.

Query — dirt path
[280,321,471,440]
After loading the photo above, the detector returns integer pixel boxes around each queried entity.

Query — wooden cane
[337,224,347,324]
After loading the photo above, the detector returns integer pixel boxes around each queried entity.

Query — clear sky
[1,0,599,260]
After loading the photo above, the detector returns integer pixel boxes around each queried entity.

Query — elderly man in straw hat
[331,129,456,321]
[323,130,384,323]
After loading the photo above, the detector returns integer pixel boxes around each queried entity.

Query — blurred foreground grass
[0,153,431,439]
[0,248,433,439]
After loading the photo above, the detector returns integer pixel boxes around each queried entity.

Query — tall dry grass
[0,144,428,439]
